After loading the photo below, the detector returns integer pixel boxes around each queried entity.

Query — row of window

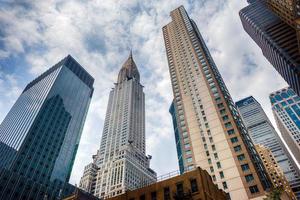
[127,178,198,200]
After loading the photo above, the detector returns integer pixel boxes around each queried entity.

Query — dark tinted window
[164,187,170,200]
[190,179,198,193]
[151,191,157,200]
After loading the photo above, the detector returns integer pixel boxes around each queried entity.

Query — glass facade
[169,101,184,174]
[236,96,300,197]
[0,167,76,200]
[239,1,300,97]
[0,55,94,186]
[270,87,300,198]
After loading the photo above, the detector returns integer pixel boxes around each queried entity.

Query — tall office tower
[79,53,156,199]
[270,87,300,168]
[264,0,300,50]
[255,144,296,199]
[0,55,94,199]
[164,6,271,200]
[239,1,300,96]
[236,96,300,198]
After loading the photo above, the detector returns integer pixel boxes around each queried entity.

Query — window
[237,154,245,161]
[183,138,189,143]
[209,137,213,143]
[186,150,192,155]
[225,122,232,128]
[210,166,214,173]
[220,109,226,115]
[281,92,288,98]
[214,153,218,159]
[212,175,216,181]
[234,145,242,152]
[288,99,294,104]
[275,95,282,101]
[227,129,235,135]
[222,115,229,121]
[206,151,210,156]
[205,123,209,128]
[222,182,228,190]
[212,145,216,151]
[219,171,224,179]
[249,185,259,194]
[207,130,211,135]
[190,179,198,193]
[151,192,157,200]
[230,137,238,143]
[217,162,221,169]
[164,187,170,200]
[270,97,276,104]
[215,97,221,102]
[245,174,254,183]
[140,194,145,200]
[208,158,211,164]
[217,103,224,108]
[281,102,287,107]
[176,183,184,196]
[187,157,193,163]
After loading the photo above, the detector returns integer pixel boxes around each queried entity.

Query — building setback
[236,96,300,198]
[66,167,227,200]
[270,88,300,169]
[0,55,94,200]
[163,6,271,200]
[239,1,300,97]
[79,53,156,199]
[255,144,296,199]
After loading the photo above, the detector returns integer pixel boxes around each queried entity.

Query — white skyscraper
[79,52,156,199]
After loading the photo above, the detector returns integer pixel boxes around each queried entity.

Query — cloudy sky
[0,0,288,185]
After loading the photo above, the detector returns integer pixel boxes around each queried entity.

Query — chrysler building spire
[79,52,156,199]
[117,51,140,83]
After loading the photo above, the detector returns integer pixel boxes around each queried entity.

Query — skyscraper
[239,1,300,96]
[79,53,156,199]
[0,55,94,199]
[255,144,296,199]
[270,87,300,168]
[163,6,271,200]
[236,96,300,198]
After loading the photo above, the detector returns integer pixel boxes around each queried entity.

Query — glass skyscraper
[0,55,94,200]
[79,53,156,199]
[236,96,300,198]
[239,1,300,96]
[164,6,271,200]
[270,88,300,169]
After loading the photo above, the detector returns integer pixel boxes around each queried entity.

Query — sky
[0,0,289,185]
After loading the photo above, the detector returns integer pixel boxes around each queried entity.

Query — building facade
[79,53,156,199]
[255,144,296,199]
[163,6,271,200]
[63,189,100,200]
[68,167,227,200]
[270,87,300,168]
[239,1,300,96]
[0,55,94,199]
[236,96,300,198]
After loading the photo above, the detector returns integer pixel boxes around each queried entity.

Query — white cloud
[0,0,290,186]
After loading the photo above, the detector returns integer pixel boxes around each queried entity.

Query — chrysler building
[79,52,156,198]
